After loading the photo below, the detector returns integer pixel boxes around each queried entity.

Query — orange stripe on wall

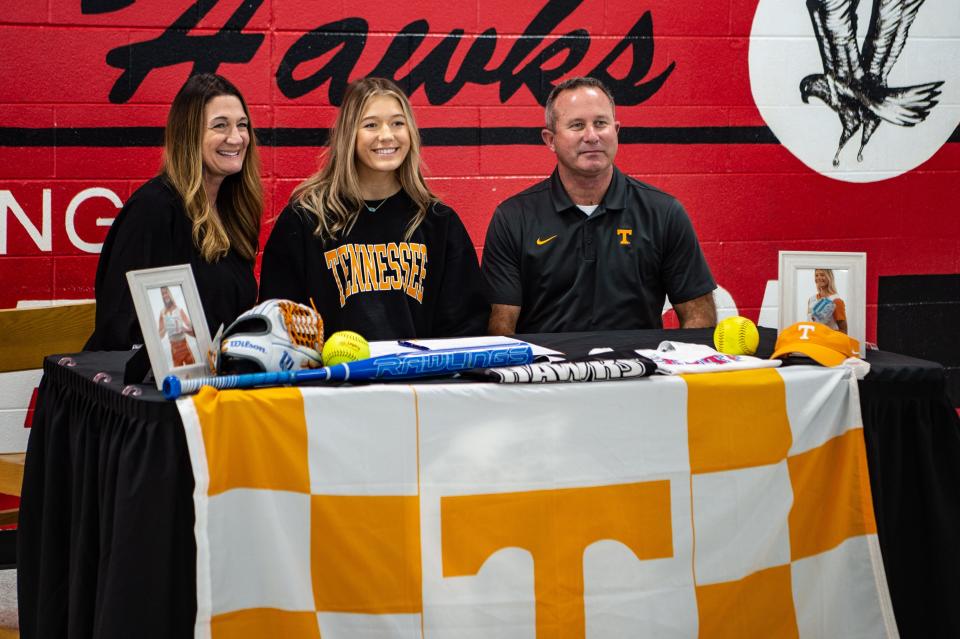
[311,495,422,614]
[684,369,792,474]
[193,386,311,496]
[787,428,877,561]
[211,607,320,639]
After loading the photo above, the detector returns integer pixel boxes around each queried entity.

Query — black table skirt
[17,329,960,638]
[17,354,196,639]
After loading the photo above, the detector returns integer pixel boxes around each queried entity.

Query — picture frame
[126,264,213,390]
[778,251,867,356]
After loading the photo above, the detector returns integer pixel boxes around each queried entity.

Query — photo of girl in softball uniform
[807,268,848,334]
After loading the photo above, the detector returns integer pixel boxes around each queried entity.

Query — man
[481,77,717,334]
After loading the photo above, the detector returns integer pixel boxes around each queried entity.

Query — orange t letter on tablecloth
[441,481,673,639]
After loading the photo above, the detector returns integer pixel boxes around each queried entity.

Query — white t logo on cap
[798,324,817,340]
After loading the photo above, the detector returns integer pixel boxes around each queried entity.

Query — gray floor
[0,570,16,629]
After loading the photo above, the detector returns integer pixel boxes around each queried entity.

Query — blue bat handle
[162,369,305,400]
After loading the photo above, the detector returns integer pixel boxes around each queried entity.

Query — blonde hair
[162,73,262,262]
[292,77,437,241]
[815,269,838,295]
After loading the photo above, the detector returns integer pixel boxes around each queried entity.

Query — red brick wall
[2,0,958,342]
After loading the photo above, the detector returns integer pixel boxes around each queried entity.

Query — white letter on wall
[0,189,52,254]
[66,187,123,253]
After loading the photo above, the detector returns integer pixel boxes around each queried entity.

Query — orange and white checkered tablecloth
[178,365,897,638]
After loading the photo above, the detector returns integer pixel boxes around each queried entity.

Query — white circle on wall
[749,0,960,182]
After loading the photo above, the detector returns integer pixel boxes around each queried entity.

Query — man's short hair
[544,77,616,131]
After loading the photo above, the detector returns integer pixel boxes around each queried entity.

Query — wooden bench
[0,302,96,373]
[0,302,95,573]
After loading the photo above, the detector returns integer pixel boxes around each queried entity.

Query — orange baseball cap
[770,322,861,366]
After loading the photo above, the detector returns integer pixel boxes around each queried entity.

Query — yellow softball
[321,330,370,366]
[713,315,760,356]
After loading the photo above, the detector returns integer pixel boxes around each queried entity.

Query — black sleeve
[660,199,716,305]
[480,205,523,306]
[84,186,180,351]
[430,208,490,337]
[259,205,311,305]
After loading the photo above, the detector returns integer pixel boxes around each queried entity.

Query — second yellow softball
[713,316,760,356]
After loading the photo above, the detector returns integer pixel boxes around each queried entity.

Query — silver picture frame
[126,264,213,390]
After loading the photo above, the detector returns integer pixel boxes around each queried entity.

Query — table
[17,329,960,638]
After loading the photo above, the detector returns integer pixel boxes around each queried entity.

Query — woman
[259,77,488,340]
[807,268,848,333]
[156,286,197,367]
[85,73,262,350]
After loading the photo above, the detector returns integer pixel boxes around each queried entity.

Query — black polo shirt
[481,166,715,332]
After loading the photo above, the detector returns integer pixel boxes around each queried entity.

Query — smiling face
[542,86,620,180]
[201,94,249,180]
[354,95,411,184]
[161,286,175,309]
[815,269,830,291]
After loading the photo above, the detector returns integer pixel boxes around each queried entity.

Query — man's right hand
[488,304,521,335]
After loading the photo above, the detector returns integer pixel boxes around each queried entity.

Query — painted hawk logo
[801,0,944,166]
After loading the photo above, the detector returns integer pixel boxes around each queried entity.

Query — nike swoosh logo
[536,235,558,246]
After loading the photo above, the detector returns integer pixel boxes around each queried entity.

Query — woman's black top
[259,190,488,341]
[85,176,256,351]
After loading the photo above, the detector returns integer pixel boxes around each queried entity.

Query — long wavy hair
[815,269,838,295]
[162,73,262,262]
[293,77,437,241]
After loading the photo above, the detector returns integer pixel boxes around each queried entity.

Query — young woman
[807,268,848,333]
[85,73,262,350]
[259,77,488,340]
[156,286,197,367]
